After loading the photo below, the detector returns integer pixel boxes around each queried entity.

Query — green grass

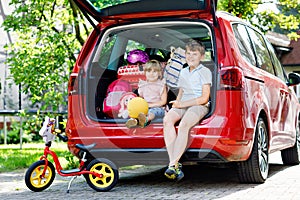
[0,142,72,173]
[0,142,148,173]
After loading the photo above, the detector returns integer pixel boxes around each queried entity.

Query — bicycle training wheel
[85,158,119,192]
[25,160,56,192]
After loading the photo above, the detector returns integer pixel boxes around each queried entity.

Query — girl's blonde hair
[143,60,163,79]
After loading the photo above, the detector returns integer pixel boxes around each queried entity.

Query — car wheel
[237,118,269,183]
[281,119,300,165]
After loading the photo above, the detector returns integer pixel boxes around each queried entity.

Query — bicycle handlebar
[57,133,68,142]
[54,130,68,142]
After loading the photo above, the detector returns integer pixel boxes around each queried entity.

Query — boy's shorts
[171,105,209,120]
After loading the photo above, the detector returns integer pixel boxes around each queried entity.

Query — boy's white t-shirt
[177,64,212,101]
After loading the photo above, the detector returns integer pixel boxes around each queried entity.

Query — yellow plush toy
[127,97,149,118]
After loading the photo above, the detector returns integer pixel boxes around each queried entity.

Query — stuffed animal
[164,46,186,88]
[39,116,56,143]
[118,92,137,118]
[103,79,132,118]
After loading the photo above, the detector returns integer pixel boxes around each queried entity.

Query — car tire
[237,118,269,183]
[281,119,300,165]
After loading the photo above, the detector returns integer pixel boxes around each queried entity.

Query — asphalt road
[1,152,300,200]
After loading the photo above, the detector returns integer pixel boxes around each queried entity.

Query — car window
[246,27,275,75]
[232,23,256,66]
[98,34,117,69]
[92,22,214,72]
[265,39,287,82]
[125,40,147,58]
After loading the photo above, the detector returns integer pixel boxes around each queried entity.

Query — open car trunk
[86,22,216,123]
[71,0,218,123]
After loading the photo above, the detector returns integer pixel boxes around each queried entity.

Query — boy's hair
[144,59,163,79]
[185,40,205,55]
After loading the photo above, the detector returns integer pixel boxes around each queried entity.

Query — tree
[218,0,300,39]
[2,0,91,111]
[2,0,134,111]
[1,0,132,142]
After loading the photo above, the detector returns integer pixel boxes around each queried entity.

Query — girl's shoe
[137,113,148,128]
[126,118,138,128]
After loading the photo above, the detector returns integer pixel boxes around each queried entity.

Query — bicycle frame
[39,144,102,178]
[26,117,118,192]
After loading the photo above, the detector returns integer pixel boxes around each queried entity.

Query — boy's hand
[170,100,181,108]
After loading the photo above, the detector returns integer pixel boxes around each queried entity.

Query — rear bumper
[67,122,255,166]
[85,147,230,167]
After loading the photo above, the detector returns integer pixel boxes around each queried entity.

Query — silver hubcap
[258,122,268,179]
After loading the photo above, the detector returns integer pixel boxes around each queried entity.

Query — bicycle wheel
[25,160,56,192]
[85,158,119,192]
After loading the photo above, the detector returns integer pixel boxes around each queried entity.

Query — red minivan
[67,0,300,183]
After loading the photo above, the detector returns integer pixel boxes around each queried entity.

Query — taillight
[69,73,78,95]
[220,67,243,90]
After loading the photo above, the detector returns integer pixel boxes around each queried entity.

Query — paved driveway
[1,152,300,200]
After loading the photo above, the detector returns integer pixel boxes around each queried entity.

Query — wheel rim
[89,163,115,188]
[30,165,53,188]
[258,122,269,179]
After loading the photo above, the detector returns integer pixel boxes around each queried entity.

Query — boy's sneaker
[126,118,138,128]
[164,166,177,180]
[137,113,148,128]
[177,162,182,170]
[164,165,184,181]
[175,167,184,182]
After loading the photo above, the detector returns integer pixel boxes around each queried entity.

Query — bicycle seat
[75,143,96,151]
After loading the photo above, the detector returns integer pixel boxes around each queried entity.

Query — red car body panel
[66,1,300,167]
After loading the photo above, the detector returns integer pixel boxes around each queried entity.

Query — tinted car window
[98,35,117,70]
[265,39,286,82]
[247,27,275,75]
[92,22,213,72]
[232,23,256,66]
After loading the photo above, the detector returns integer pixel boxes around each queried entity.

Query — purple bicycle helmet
[127,49,149,64]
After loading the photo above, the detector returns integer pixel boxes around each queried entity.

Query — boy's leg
[163,109,182,166]
[171,105,209,165]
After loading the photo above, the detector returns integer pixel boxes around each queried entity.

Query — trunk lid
[72,0,217,23]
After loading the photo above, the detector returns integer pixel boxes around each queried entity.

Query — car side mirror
[287,73,300,86]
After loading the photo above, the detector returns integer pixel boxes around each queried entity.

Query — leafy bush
[0,112,67,145]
